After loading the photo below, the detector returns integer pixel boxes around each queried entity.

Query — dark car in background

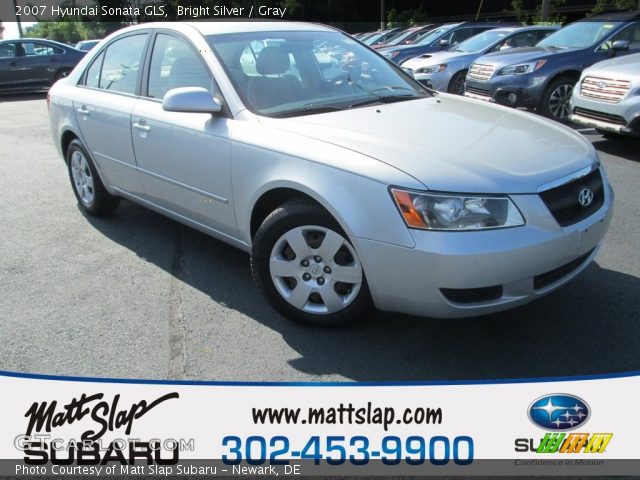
[464,11,640,120]
[0,38,86,93]
[378,21,520,65]
[75,40,101,52]
[371,25,435,49]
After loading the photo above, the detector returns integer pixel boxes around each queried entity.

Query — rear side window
[84,51,105,88]
[147,33,216,99]
[97,34,148,94]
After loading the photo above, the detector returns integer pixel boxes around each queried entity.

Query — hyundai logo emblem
[597,81,608,89]
[578,188,594,207]
[528,394,591,431]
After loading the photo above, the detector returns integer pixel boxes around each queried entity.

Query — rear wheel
[251,200,371,327]
[447,70,467,95]
[67,139,120,216]
[539,76,576,121]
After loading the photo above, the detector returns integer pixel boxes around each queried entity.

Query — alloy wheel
[547,83,573,120]
[70,150,95,206]
[269,226,363,315]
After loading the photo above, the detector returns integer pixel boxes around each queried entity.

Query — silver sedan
[48,22,613,326]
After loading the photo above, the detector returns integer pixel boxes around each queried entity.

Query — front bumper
[570,93,640,137]
[352,178,614,318]
[464,74,546,109]
[413,71,452,92]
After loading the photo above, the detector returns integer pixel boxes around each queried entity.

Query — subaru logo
[578,188,594,207]
[528,394,590,431]
[597,81,608,89]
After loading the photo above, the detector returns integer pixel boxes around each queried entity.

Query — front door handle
[133,120,151,133]
[77,106,90,116]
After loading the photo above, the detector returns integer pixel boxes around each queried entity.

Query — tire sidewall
[66,139,116,215]
[540,77,576,121]
[251,202,371,327]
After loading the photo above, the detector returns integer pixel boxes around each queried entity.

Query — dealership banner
[1,371,639,477]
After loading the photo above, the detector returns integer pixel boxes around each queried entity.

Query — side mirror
[611,40,630,51]
[162,87,222,114]
[438,39,450,48]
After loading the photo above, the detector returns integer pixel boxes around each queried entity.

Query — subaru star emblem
[578,188,594,207]
[528,394,591,431]
[597,81,608,89]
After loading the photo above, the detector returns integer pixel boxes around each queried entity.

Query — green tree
[591,0,639,13]
[386,4,430,28]
[510,0,566,24]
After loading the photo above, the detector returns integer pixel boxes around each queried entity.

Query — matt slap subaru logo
[528,394,590,431]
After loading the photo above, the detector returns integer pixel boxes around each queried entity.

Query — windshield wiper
[348,93,420,108]
[271,104,348,118]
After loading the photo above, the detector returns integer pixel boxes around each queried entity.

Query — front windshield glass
[537,21,620,49]
[416,26,454,46]
[208,30,428,118]
[454,30,509,53]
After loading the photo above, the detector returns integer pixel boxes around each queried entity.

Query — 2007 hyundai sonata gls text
[48,22,613,326]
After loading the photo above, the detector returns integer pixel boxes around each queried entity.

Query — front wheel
[539,77,576,121]
[447,70,467,95]
[251,200,371,327]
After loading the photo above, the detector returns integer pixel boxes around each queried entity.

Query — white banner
[1,371,638,475]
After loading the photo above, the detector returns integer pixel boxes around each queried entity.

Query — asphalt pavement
[1,93,639,382]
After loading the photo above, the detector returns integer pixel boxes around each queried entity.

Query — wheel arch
[249,185,346,241]
[60,129,80,164]
[541,70,581,95]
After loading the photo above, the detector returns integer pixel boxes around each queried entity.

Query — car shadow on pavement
[0,92,48,103]
[592,136,640,163]
[84,200,640,382]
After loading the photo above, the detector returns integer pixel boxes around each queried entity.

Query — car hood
[582,52,640,78]
[403,50,477,68]
[476,46,578,67]
[259,96,594,194]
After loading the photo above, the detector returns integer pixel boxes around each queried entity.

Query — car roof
[180,21,335,36]
[491,25,560,33]
[0,38,72,47]
[582,10,640,22]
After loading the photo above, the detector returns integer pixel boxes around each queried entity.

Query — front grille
[441,285,503,304]
[580,76,631,103]
[573,107,627,126]
[539,168,604,227]
[468,63,495,82]
[534,249,594,290]
[465,86,492,98]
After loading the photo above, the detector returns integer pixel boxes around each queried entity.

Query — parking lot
[1,93,639,383]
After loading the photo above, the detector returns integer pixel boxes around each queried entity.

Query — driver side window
[600,22,640,51]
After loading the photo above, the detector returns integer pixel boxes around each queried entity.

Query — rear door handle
[133,120,150,132]
[77,106,90,116]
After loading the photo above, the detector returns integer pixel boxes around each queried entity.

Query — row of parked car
[0,37,100,93]
[358,10,640,137]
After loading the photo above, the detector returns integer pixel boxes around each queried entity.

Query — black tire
[251,200,372,327]
[66,139,120,216]
[539,76,576,121]
[447,70,467,95]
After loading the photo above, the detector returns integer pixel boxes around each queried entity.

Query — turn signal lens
[391,189,429,228]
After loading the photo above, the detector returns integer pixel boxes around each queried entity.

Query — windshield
[416,26,455,46]
[538,21,620,49]
[453,30,509,53]
[208,30,428,118]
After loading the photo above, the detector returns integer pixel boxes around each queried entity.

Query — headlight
[391,189,525,231]
[384,51,400,59]
[497,60,546,76]
[415,64,447,74]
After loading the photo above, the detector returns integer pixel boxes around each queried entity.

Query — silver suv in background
[571,52,640,137]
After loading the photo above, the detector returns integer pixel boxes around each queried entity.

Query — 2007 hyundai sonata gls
[49,22,613,326]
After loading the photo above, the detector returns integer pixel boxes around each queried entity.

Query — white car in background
[571,52,640,137]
